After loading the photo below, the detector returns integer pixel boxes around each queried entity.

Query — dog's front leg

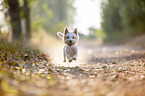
[67,55,72,62]
[63,47,66,62]
[72,51,78,60]
[72,46,78,60]
[66,53,72,62]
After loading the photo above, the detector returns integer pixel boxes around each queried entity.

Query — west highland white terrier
[57,27,79,62]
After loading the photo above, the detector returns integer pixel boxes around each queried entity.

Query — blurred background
[0,0,145,47]
[0,0,145,95]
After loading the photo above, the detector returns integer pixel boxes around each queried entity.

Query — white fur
[57,32,63,39]
[57,27,79,62]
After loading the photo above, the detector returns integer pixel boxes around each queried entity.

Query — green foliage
[95,28,106,39]
[31,0,76,34]
[101,0,145,42]
[32,17,45,31]
[86,27,106,40]
[48,21,66,35]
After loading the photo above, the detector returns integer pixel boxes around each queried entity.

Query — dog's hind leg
[63,47,66,62]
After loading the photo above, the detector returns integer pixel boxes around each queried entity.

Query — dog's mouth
[68,43,73,46]
[67,43,74,46]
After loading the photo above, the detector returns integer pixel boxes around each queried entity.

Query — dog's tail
[57,32,64,39]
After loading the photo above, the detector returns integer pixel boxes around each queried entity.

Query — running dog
[57,27,79,62]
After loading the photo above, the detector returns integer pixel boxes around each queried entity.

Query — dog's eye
[72,37,75,39]
[67,37,69,39]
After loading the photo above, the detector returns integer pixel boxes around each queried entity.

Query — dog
[57,27,79,62]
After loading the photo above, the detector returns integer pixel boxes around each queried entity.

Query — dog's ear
[74,28,78,35]
[64,27,69,34]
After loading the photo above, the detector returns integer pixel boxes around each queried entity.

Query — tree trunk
[24,0,31,41]
[7,0,22,42]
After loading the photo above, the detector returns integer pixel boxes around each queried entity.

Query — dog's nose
[69,40,72,43]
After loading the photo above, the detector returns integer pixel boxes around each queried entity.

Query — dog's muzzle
[68,43,73,46]
[68,41,74,46]
[65,40,75,46]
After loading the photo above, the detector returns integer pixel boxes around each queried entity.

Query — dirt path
[11,40,144,96]
[1,39,145,96]
[41,43,145,96]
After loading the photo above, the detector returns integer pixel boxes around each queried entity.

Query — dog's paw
[63,60,66,62]
[72,58,77,60]
[69,59,72,63]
